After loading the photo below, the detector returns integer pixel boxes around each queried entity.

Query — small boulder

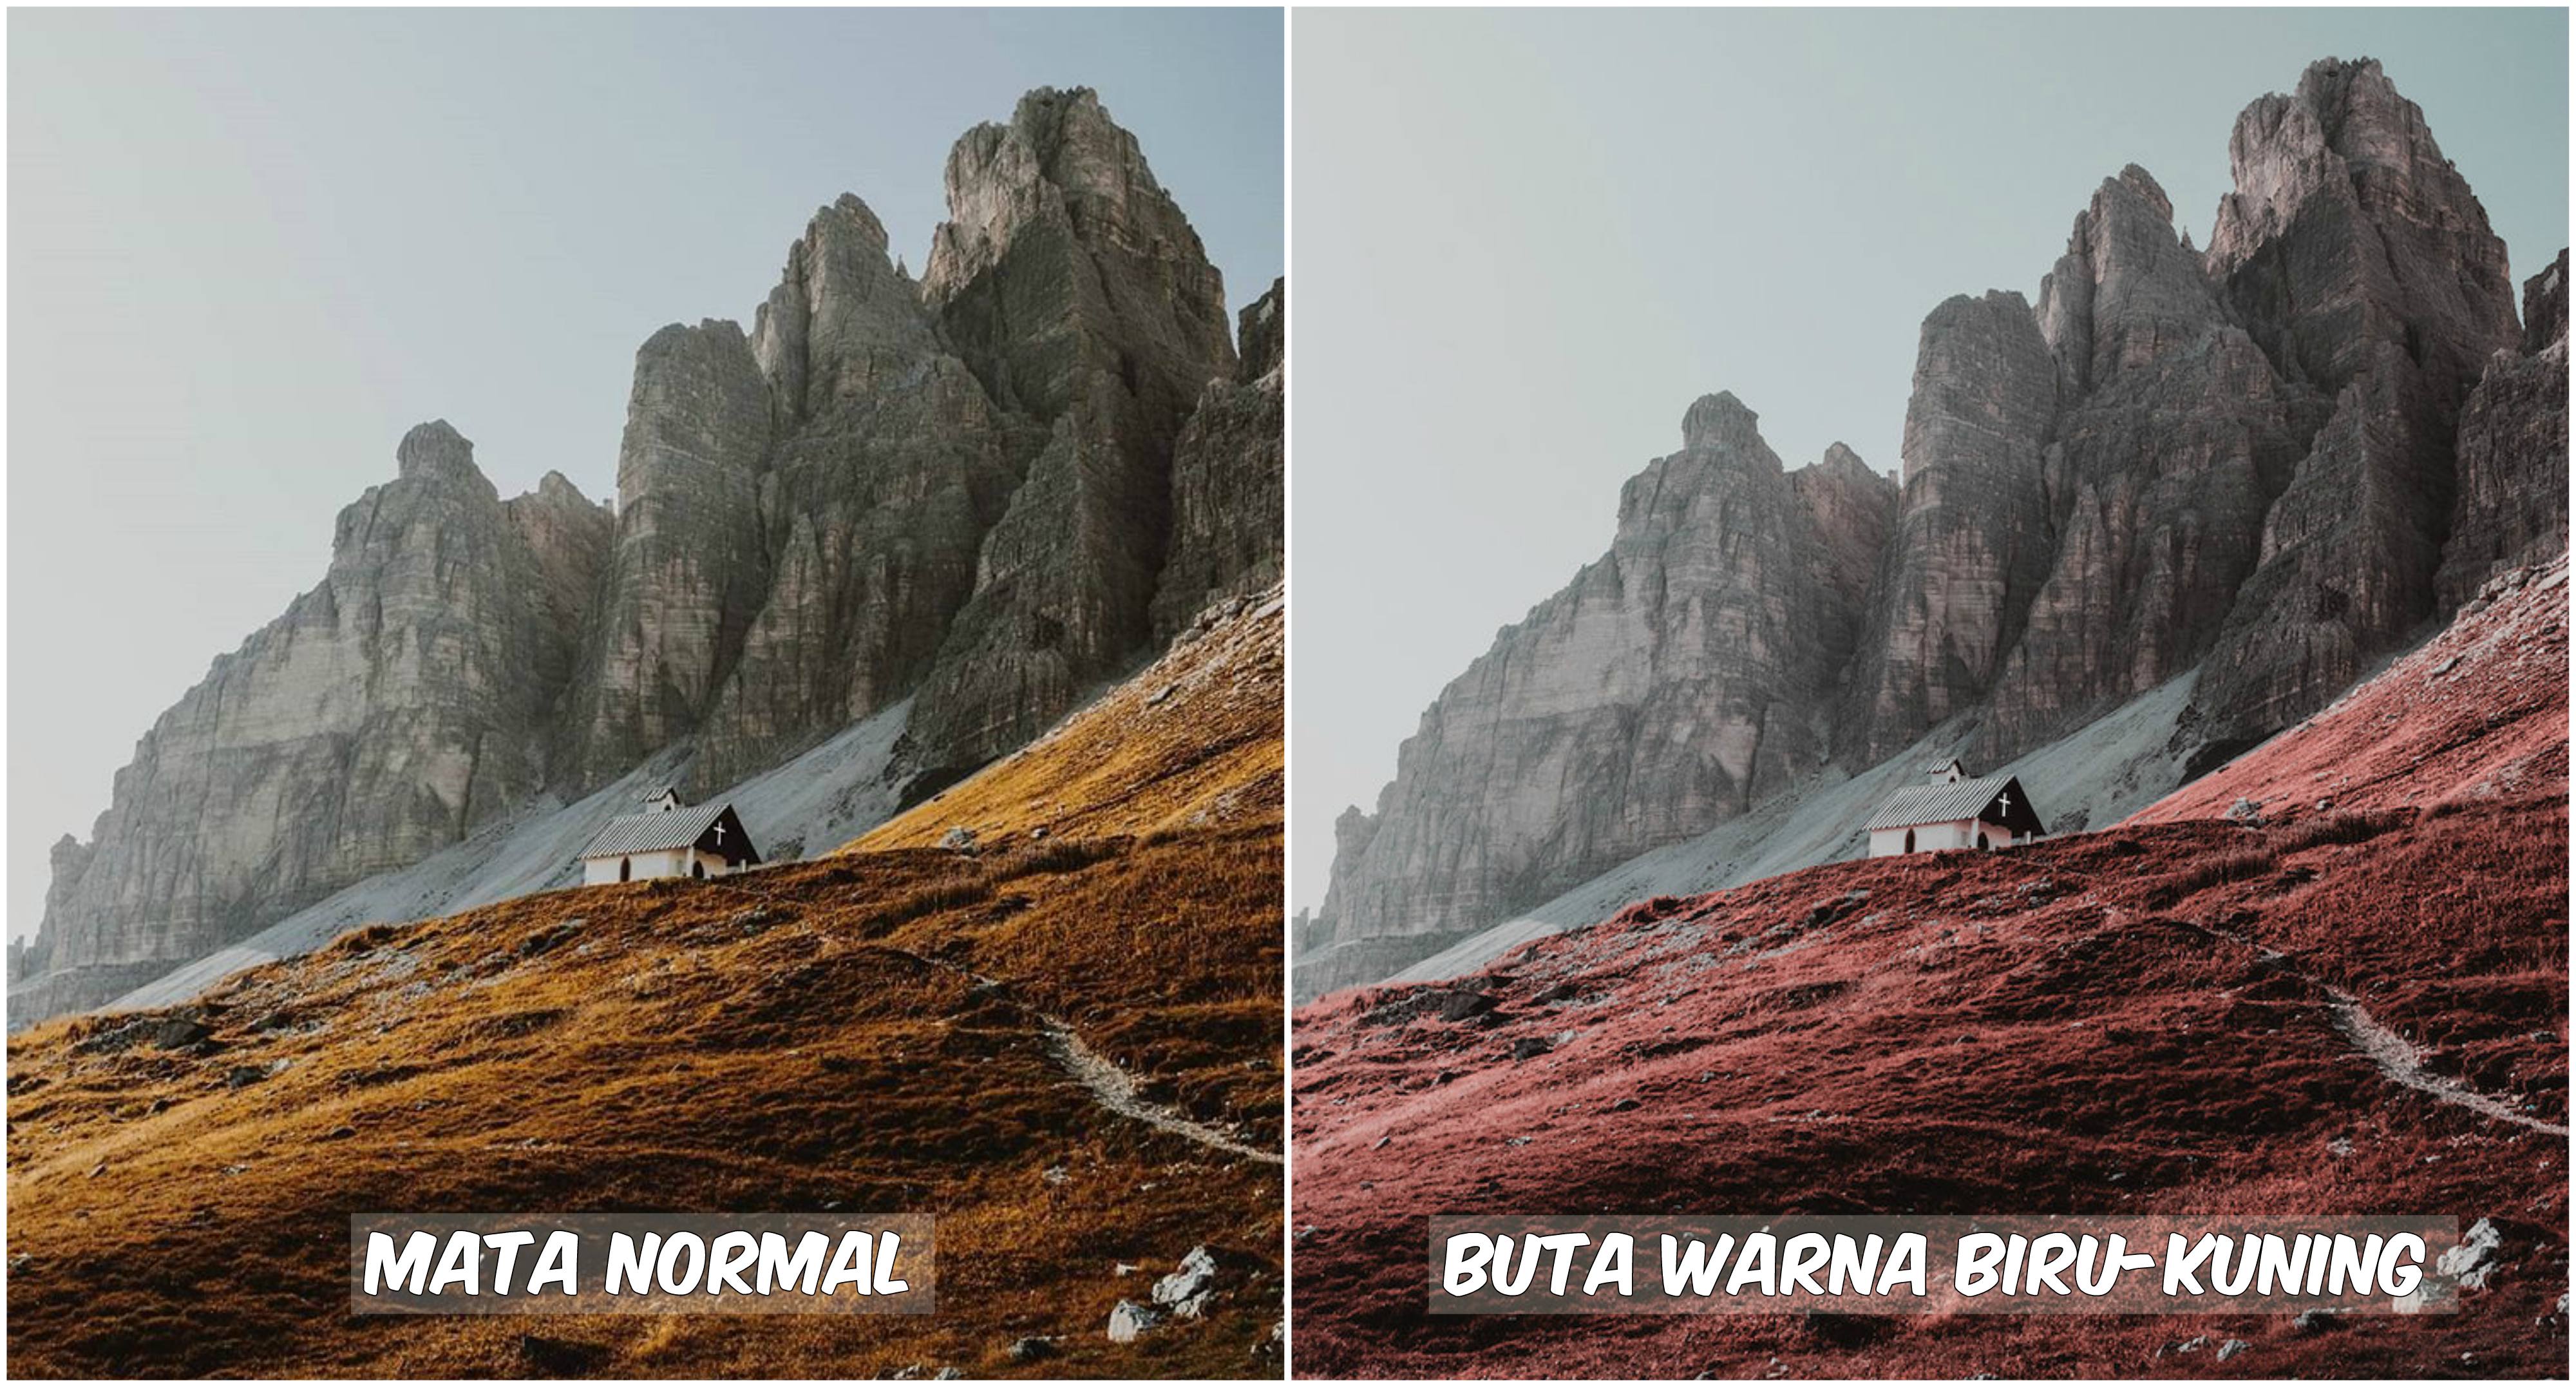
[1005,1336,1057,1363]
[516,922,582,959]
[939,827,977,852]
[153,1017,213,1050]
[1439,990,1497,1023]
[1107,1299,1162,1342]
[1511,1037,1553,1062]
[1152,1245,1222,1317]
[2216,1339,2248,1361]
[2438,1218,2504,1289]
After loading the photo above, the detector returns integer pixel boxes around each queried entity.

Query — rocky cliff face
[692,196,1018,790]
[2438,249,2570,607]
[21,88,1278,1026]
[2193,57,2521,747]
[1976,167,2329,760]
[18,424,612,1017]
[905,87,1240,775]
[1307,396,1896,994]
[1154,279,1287,642]
[563,320,775,787]
[1301,57,2564,1000]
[1839,290,2058,763]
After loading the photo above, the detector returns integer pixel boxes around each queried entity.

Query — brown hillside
[858,585,1283,851]
[10,832,1283,1376]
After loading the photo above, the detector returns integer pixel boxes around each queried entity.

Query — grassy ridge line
[856,585,1283,851]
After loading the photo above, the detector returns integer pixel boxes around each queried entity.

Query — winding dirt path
[872,941,1282,1165]
[2174,914,2568,1138]
[1031,1011,1282,1164]
[2318,986,2568,1137]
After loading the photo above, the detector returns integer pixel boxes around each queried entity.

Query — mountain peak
[1680,391,1762,450]
[817,193,891,254]
[394,419,486,488]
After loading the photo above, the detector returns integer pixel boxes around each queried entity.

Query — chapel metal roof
[1867,772,2020,830]
[580,801,735,858]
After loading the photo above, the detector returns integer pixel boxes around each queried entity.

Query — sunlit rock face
[23,423,613,1017]
[1303,395,1898,1000]
[907,86,1241,776]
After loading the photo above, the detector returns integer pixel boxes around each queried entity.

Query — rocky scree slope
[1298,57,2563,1001]
[14,88,1282,1028]
[1291,566,2568,1375]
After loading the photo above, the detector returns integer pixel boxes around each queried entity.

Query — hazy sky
[1290,8,2568,910]
[9,8,1282,939]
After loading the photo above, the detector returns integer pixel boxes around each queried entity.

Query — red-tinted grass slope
[2139,556,2566,825]
[1291,559,2568,1379]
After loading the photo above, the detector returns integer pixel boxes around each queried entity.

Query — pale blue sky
[9,8,1282,939]
[1291,8,2568,909]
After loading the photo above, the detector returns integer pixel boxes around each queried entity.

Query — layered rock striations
[692,196,1018,790]
[1153,278,1287,642]
[562,320,775,787]
[1301,57,2566,1000]
[1306,396,1897,995]
[1839,290,2059,764]
[905,87,1240,774]
[21,88,1280,1025]
[2194,58,2521,745]
[1975,167,2329,760]
[2437,249,2570,607]
[18,424,612,1017]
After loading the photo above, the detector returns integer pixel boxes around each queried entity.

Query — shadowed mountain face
[14,88,1282,1027]
[1298,57,2566,1002]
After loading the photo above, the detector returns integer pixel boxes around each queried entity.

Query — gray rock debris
[2438,1217,2505,1289]
[1151,1245,1222,1318]
[1106,1298,1162,1343]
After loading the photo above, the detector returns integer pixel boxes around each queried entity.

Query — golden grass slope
[857,583,1283,850]
[9,834,1283,1378]
[8,585,1291,1379]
